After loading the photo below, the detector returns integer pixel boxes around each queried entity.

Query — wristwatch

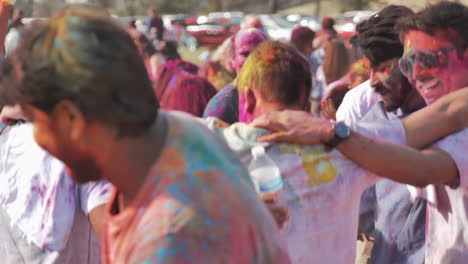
[325,121,351,148]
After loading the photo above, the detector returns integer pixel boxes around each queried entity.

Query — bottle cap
[251,145,265,159]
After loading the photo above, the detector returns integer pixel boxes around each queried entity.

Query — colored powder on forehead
[406,39,412,49]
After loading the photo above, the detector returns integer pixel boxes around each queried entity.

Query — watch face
[335,122,351,139]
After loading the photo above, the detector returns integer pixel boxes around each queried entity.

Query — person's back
[103,111,290,263]
[203,40,391,263]
[205,117,404,263]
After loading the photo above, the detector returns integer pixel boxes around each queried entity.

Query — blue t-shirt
[203,82,239,124]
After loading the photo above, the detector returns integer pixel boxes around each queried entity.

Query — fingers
[251,115,287,132]
[257,131,294,143]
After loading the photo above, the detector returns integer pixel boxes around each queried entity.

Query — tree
[88,0,115,9]
[33,0,67,17]
[268,0,278,13]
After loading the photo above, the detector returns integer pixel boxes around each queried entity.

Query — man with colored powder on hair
[0,6,289,264]
[203,40,432,263]
[203,27,267,124]
[252,2,468,263]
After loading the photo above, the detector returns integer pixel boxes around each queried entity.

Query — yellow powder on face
[406,39,412,49]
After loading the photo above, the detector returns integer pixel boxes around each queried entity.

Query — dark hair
[321,17,335,30]
[290,26,316,53]
[137,34,156,57]
[396,1,468,52]
[237,40,311,107]
[157,41,181,61]
[128,19,136,29]
[350,5,414,67]
[0,6,158,137]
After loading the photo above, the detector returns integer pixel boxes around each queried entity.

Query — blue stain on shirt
[204,218,214,226]
[157,247,166,261]
[167,184,188,203]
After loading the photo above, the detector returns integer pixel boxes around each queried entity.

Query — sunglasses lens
[417,51,439,69]
[399,57,412,77]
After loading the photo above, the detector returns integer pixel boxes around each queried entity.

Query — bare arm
[336,131,458,187]
[404,87,468,148]
[88,204,106,239]
[252,89,467,186]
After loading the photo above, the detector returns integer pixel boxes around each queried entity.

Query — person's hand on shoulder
[251,110,333,145]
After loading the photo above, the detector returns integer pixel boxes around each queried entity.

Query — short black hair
[350,5,414,67]
[396,1,468,52]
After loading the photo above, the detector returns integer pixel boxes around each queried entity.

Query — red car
[184,15,240,49]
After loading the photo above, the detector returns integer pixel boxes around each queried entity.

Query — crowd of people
[0,0,467,263]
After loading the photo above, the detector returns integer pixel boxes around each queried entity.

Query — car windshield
[269,15,294,28]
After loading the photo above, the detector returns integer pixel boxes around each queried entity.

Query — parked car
[185,18,237,50]
[334,10,375,40]
[259,14,295,41]
[208,11,244,26]
[283,14,321,31]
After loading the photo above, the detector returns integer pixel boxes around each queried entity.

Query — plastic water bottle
[248,145,283,199]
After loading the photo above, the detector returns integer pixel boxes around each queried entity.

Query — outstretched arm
[403,87,468,148]
[252,88,468,187]
[335,130,458,187]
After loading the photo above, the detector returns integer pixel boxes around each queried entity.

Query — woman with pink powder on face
[203,28,268,124]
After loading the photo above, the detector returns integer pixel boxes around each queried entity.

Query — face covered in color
[370,58,413,112]
[399,30,468,104]
[232,28,267,73]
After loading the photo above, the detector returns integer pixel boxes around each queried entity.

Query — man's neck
[400,89,426,115]
[102,114,168,208]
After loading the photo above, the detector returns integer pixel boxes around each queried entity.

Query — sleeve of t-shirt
[336,80,380,125]
[434,128,468,187]
[79,180,111,215]
[351,119,407,146]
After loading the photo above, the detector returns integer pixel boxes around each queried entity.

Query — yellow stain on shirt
[279,145,337,186]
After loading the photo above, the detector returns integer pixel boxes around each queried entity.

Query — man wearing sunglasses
[252,2,468,263]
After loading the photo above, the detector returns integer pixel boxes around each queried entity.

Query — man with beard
[347,6,427,264]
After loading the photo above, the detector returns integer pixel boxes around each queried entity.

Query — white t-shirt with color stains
[205,117,407,264]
